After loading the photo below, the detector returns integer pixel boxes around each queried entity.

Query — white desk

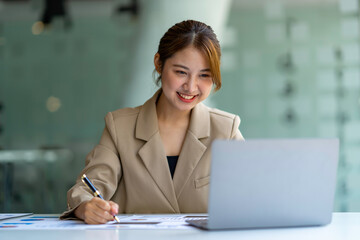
[1,213,360,240]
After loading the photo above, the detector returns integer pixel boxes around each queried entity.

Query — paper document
[0,214,207,230]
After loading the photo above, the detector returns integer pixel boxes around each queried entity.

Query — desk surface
[1,212,360,240]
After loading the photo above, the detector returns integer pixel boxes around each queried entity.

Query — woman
[61,20,244,224]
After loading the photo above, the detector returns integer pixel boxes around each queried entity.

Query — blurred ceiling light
[116,0,139,17]
[46,96,61,113]
[32,21,45,35]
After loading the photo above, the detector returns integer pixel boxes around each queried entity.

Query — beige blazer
[61,90,243,218]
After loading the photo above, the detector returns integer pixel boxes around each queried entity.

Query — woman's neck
[156,93,191,126]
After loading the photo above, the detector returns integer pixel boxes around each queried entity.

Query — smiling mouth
[177,92,197,100]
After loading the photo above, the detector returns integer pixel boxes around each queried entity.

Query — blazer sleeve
[60,112,122,219]
[231,115,244,140]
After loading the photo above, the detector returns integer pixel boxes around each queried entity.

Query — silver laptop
[187,139,339,230]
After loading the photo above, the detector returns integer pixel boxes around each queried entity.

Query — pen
[81,174,120,223]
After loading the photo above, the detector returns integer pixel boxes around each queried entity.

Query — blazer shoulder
[206,106,242,139]
[109,106,141,119]
[103,106,142,136]
[102,106,143,145]
[207,107,240,122]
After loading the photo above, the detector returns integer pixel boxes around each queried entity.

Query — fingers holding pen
[77,198,117,224]
[109,201,119,216]
[93,198,115,218]
[91,198,117,222]
[78,175,120,224]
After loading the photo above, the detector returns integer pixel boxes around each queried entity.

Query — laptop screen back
[208,139,339,230]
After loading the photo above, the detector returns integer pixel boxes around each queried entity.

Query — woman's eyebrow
[173,64,189,70]
[173,64,210,72]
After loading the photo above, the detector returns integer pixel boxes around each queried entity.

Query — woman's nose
[183,76,197,92]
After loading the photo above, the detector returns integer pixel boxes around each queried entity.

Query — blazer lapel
[173,103,210,198]
[136,90,179,212]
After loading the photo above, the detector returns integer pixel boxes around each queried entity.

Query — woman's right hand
[74,198,119,224]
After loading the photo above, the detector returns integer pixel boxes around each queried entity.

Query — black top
[167,156,179,179]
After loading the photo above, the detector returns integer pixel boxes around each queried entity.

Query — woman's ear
[154,53,162,74]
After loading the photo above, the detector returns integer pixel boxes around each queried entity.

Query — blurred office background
[0,0,359,213]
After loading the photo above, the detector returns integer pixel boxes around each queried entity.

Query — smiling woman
[155,46,213,112]
[155,46,215,157]
[154,20,222,92]
[60,20,244,225]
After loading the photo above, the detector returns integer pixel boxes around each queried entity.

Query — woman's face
[155,46,213,113]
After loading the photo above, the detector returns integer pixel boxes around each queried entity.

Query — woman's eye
[200,74,211,78]
[176,70,186,75]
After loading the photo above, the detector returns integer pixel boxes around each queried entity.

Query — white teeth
[179,93,195,100]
